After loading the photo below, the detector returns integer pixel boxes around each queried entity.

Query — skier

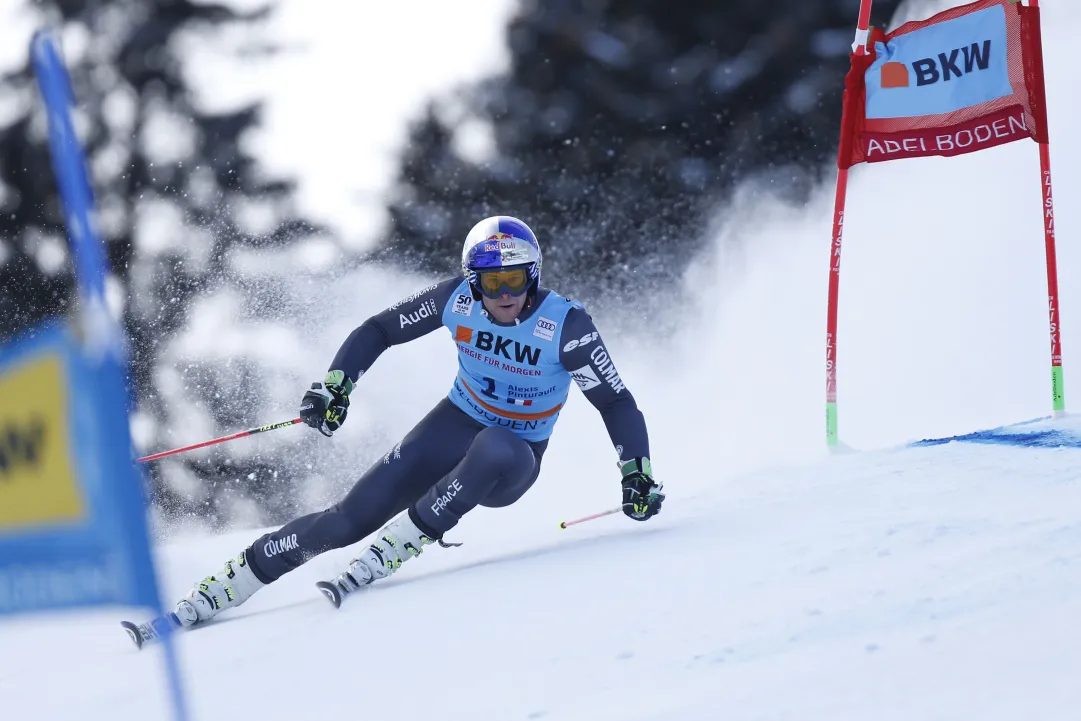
[173,216,664,624]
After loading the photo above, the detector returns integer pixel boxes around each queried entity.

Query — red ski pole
[136,418,303,463]
[559,507,621,529]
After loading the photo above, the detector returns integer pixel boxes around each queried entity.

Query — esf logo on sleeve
[865,5,1013,120]
[0,354,86,531]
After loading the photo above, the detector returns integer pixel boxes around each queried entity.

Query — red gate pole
[1029,0,1065,417]
[826,0,875,448]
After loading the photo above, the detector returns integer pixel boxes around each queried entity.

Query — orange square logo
[881,61,909,89]
[454,326,473,343]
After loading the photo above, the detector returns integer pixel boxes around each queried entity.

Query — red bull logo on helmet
[465,217,541,272]
[484,233,522,252]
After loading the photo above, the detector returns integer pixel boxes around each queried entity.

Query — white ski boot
[175,549,265,626]
[317,512,435,607]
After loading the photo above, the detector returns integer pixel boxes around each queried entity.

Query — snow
[4,420,1081,720]
[4,0,1081,718]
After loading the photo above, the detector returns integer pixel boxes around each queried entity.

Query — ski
[315,580,347,609]
[120,612,184,650]
[316,572,376,609]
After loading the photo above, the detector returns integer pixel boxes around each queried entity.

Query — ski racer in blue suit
[172,216,664,623]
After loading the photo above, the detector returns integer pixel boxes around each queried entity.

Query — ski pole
[559,507,621,529]
[136,418,303,463]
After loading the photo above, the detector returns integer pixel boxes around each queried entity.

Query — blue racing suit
[247,279,650,583]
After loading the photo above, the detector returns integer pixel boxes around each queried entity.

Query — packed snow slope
[4,420,1081,721]
[3,0,1081,718]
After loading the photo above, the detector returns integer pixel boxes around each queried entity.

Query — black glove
[300,370,355,437]
[620,457,664,521]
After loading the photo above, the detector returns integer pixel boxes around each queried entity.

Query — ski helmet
[461,216,542,302]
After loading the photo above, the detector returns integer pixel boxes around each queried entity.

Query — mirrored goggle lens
[478,268,529,297]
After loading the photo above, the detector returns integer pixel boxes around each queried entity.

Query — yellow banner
[0,353,86,530]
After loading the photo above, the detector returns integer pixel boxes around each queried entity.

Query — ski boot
[317,512,435,607]
[175,549,265,627]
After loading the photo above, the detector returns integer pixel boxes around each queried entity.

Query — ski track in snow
[3,430,1081,720]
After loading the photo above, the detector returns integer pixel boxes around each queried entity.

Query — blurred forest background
[0,0,902,528]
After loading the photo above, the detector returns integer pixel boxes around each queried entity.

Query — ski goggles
[476,267,531,299]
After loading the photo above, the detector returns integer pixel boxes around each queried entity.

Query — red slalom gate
[824,0,1064,447]
[825,0,874,448]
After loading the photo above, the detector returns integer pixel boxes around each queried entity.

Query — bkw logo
[0,420,45,479]
[455,326,541,365]
[882,40,992,88]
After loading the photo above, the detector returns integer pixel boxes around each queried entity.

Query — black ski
[315,580,346,609]
[120,612,184,650]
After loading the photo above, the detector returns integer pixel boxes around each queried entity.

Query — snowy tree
[381,0,903,312]
[0,0,323,527]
